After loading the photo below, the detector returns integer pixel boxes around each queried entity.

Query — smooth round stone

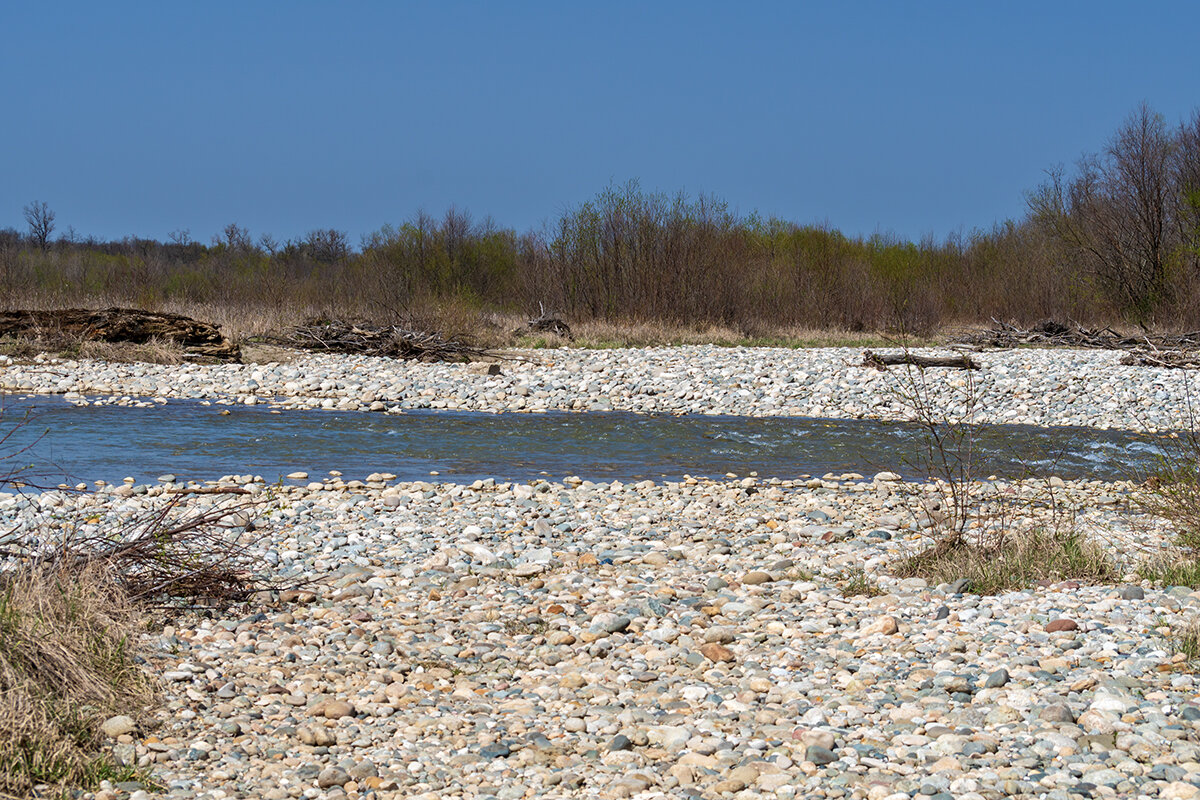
[984,669,1010,688]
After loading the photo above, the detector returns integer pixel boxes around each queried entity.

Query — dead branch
[1119,350,1200,369]
[862,350,981,371]
[959,319,1200,369]
[4,496,305,607]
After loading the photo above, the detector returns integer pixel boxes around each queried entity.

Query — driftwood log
[862,350,981,371]
[283,319,492,362]
[0,307,240,361]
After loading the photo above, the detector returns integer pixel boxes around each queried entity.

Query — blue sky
[3,2,1198,245]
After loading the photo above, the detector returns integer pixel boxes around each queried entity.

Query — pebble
[100,714,136,738]
[1045,618,1079,632]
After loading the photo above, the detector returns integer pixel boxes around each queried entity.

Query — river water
[0,394,1172,486]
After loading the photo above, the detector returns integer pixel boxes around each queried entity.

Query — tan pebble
[698,643,735,663]
[758,773,791,790]
[799,730,836,750]
[728,765,758,784]
[1162,782,1200,800]
[703,626,735,644]
[928,756,962,773]
[668,764,697,786]
[859,616,899,636]
[321,700,356,719]
[712,778,747,793]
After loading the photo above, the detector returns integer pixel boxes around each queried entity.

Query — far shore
[0,344,1193,434]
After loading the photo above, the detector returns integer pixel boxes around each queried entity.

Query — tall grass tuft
[0,566,155,796]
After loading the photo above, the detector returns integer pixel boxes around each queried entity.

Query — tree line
[4,103,1199,335]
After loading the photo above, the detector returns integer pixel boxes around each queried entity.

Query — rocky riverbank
[10,470,1200,800]
[1,346,1196,430]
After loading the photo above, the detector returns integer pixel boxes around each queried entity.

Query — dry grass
[1137,429,1200,551]
[1170,616,1200,663]
[0,333,187,365]
[495,317,939,351]
[74,337,186,364]
[0,566,155,796]
[895,527,1118,594]
[1138,553,1200,588]
[837,566,883,597]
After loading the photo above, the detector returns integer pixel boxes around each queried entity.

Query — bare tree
[1173,110,1200,262]
[1029,103,1177,317]
[0,228,20,295]
[443,206,473,264]
[257,233,279,255]
[23,201,55,250]
[304,229,349,264]
[215,223,252,251]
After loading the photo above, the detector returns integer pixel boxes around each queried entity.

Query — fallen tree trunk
[0,307,240,361]
[862,350,981,371]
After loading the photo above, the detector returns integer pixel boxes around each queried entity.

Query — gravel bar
[0,346,1196,430]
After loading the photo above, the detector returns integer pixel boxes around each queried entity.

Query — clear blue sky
[4,2,1198,245]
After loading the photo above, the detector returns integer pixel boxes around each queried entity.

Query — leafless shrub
[2,495,299,608]
[882,341,1112,591]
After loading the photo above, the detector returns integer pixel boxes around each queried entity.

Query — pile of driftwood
[515,304,573,340]
[0,307,240,361]
[283,319,492,362]
[958,319,1200,350]
[1117,348,1200,369]
[957,319,1200,369]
